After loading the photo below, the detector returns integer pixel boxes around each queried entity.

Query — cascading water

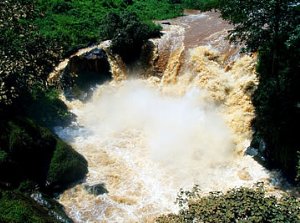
[53,11,281,223]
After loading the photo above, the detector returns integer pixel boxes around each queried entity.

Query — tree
[218,0,300,181]
[99,11,161,62]
[0,0,62,110]
[218,1,298,49]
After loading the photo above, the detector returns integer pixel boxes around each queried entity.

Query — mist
[77,80,234,178]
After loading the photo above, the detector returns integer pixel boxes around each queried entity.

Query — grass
[34,0,183,51]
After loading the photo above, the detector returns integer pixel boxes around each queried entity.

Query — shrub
[0,190,60,223]
[0,189,73,223]
[100,11,161,62]
[157,183,300,223]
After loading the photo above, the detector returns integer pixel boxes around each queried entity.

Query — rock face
[62,48,112,100]
[67,48,110,74]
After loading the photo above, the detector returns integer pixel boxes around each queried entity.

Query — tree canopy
[0,0,62,110]
[100,11,161,62]
[218,0,300,181]
[218,0,299,52]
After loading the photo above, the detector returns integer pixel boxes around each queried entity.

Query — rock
[245,147,258,156]
[66,48,111,76]
[47,139,88,192]
[161,22,171,25]
[84,183,108,196]
[61,48,112,100]
[31,192,73,223]
[0,117,88,193]
[237,168,252,181]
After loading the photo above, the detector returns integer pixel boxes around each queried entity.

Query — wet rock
[84,183,108,196]
[31,192,73,223]
[245,147,258,156]
[61,48,112,100]
[68,48,110,74]
[237,168,252,181]
[46,139,88,193]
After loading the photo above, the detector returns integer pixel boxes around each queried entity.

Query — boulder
[46,139,88,192]
[0,117,88,193]
[84,183,108,196]
[67,48,110,74]
[61,48,112,100]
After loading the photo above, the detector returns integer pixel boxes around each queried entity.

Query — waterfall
[52,11,280,223]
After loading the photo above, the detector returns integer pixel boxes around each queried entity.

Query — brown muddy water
[52,11,288,223]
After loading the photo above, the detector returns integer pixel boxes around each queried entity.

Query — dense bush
[181,0,219,11]
[157,184,300,222]
[218,0,300,182]
[0,190,72,223]
[100,11,162,62]
[35,0,182,52]
[0,0,63,110]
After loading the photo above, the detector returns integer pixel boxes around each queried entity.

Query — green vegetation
[0,0,63,110]
[2,0,299,222]
[26,87,74,128]
[34,0,217,52]
[100,11,161,61]
[0,190,58,223]
[0,116,87,222]
[181,0,219,11]
[218,0,300,182]
[47,140,88,191]
[0,190,72,223]
[35,0,183,52]
[157,184,300,222]
[0,117,87,190]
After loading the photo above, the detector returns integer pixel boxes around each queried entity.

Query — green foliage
[126,0,182,20]
[26,87,74,127]
[0,0,63,109]
[218,0,300,182]
[0,190,60,223]
[218,0,299,51]
[35,0,182,52]
[181,0,218,10]
[0,189,73,223]
[157,184,300,222]
[0,117,87,190]
[47,140,88,191]
[0,150,8,163]
[0,118,56,185]
[100,11,161,61]
[18,181,37,193]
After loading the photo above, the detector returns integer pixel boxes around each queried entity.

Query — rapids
[53,11,283,222]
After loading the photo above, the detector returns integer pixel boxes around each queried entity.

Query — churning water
[54,11,276,223]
